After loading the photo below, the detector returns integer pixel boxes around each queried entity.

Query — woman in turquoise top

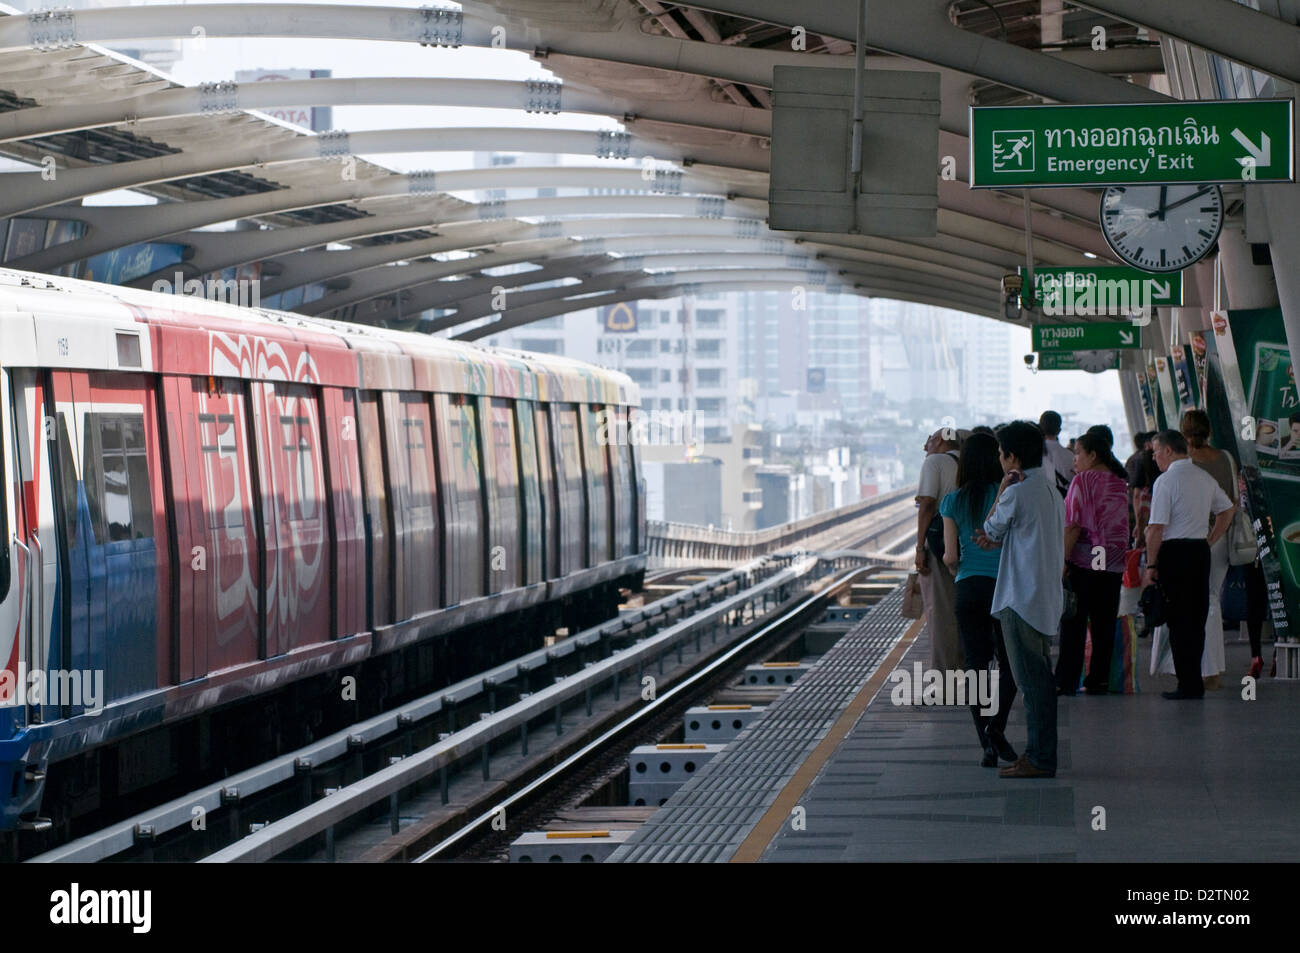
[940,432,1019,767]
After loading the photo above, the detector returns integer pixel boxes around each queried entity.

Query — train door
[380,391,437,621]
[434,393,484,605]
[5,368,59,728]
[164,376,260,678]
[250,381,331,655]
[533,404,561,579]
[49,370,169,708]
[485,398,523,593]
[514,401,543,587]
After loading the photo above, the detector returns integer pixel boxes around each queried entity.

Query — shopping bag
[1110,616,1140,693]
[901,572,924,619]
[1149,623,1174,676]
[1122,549,1144,589]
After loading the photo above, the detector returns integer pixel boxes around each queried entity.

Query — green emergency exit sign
[970,99,1294,187]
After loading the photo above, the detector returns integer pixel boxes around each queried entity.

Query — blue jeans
[996,607,1057,773]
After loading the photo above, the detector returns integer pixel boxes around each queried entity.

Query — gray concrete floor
[763,625,1294,862]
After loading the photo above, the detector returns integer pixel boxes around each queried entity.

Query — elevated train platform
[611,588,1298,863]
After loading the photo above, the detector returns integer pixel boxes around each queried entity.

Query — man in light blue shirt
[979,420,1066,778]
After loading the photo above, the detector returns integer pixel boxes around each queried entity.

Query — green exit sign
[1038,351,1120,371]
[971,99,1294,187]
[1019,265,1182,314]
[1033,321,1142,351]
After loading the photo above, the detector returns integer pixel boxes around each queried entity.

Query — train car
[0,268,646,835]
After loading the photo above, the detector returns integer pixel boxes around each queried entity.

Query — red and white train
[0,268,645,834]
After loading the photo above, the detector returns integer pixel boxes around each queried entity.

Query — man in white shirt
[1142,430,1235,700]
[1039,411,1074,497]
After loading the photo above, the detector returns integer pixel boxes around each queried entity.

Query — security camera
[1023,353,1036,366]
[1001,274,1023,299]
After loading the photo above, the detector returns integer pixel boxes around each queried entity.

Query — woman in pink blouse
[1055,431,1131,695]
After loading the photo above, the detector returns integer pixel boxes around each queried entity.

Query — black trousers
[1055,565,1123,693]
[1161,539,1211,697]
[954,574,1017,745]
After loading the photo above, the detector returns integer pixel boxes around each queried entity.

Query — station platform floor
[614,589,1300,863]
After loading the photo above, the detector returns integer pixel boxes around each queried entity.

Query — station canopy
[3,0,1297,336]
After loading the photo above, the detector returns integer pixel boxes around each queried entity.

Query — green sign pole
[971,99,1294,187]
[1032,321,1142,351]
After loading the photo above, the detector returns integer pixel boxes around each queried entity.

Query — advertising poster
[1153,355,1179,430]
[1170,343,1197,416]
[1135,367,1157,430]
[1189,330,1210,410]
[1145,357,1166,430]
[1211,309,1298,636]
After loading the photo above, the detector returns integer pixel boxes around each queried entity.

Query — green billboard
[970,99,1294,187]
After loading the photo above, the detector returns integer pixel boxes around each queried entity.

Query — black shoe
[981,746,998,767]
[1084,685,1109,695]
[1056,686,1076,696]
[984,725,1017,763]
[1161,690,1204,700]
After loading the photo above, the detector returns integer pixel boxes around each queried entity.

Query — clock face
[1074,349,1118,374]
[1099,185,1224,273]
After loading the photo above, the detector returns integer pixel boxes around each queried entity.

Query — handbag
[901,572,924,619]
[1227,509,1257,566]
[1225,453,1258,566]
[1138,582,1167,628]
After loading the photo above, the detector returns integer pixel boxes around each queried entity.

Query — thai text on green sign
[1019,265,1182,315]
[1038,351,1120,371]
[970,99,1294,187]
[1032,321,1142,351]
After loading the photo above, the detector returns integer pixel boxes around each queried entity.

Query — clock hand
[1156,186,1214,216]
[1148,185,1168,221]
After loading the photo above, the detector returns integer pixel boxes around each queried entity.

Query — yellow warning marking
[707,705,752,711]
[761,662,801,668]
[730,614,923,863]
[545,831,611,839]
[656,743,707,750]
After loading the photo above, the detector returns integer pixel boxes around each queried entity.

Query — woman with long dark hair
[1056,431,1130,694]
[940,432,1018,767]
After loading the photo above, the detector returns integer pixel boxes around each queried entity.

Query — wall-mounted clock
[1073,349,1119,374]
[1099,184,1224,273]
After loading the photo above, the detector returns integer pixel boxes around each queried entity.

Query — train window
[198,411,244,529]
[115,332,142,368]
[84,412,153,543]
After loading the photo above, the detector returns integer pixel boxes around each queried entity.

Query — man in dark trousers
[1143,430,1235,699]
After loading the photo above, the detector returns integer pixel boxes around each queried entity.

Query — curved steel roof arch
[11,188,767,273]
[1,126,770,219]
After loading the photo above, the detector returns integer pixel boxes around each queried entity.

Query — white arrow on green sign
[970,99,1294,187]
[1019,265,1182,314]
[1033,322,1141,351]
[1038,351,1120,371]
